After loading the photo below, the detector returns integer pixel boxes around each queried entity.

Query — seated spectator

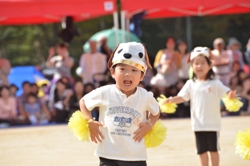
[24,93,49,125]
[230,61,241,78]
[244,38,250,75]
[69,79,85,118]
[239,76,250,115]
[17,81,51,124]
[50,78,73,123]
[9,84,19,97]
[229,76,242,93]
[17,81,32,123]
[30,83,39,96]
[0,86,17,126]
[236,69,248,89]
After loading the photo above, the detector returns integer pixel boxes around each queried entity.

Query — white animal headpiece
[190,46,211,61]
[108,42,152,73]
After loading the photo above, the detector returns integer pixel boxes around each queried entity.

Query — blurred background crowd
[0,35,250,128]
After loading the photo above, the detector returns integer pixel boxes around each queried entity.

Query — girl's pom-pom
[144,120,167,148]
[157,94,177,113]
[235,128,250,160]
[222,95,243,112]
[68,110,90,142]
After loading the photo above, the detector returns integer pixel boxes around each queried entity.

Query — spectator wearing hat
[227,37,245,70]
[211,38,233,86]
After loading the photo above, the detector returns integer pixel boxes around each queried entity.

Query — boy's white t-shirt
[83,84,159,161]
[177,79,230,131]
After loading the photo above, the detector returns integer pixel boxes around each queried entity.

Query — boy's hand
[133,121,152,143]
[88,121,105,143]
[228,90,236,99]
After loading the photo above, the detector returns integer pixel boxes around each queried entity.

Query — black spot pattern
[138,52,143,58]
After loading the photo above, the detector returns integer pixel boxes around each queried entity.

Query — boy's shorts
[194,131,219,154]
[99,157,147,166]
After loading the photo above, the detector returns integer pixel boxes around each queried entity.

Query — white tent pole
[113,11,119,46]
[121,10,126,42]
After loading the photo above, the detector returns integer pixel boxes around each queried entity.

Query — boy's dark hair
[22,81,31,88]
[191,55,215,81]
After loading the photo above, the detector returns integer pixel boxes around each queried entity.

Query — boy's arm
[79,98,104,143]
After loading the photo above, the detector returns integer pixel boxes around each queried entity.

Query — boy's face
[110,63,144,97]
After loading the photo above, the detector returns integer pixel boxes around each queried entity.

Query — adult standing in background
[212,38,233,86]
[152,37,181,87]
[46,43,74,82]
[244,38,250,75]
[0,54,11,86]
[227,37,245,70]
[79,40,107,85]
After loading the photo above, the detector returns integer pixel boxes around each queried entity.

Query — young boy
[79,42,160,166]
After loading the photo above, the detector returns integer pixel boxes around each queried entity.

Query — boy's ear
[108,44,120,69]
[144,47,152,69]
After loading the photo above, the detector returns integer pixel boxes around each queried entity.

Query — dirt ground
[0,116,249,166]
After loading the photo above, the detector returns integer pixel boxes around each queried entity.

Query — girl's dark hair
[0,85,10,97]
[191,55,215,81]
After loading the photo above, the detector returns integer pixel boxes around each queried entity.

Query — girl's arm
[164,96,186,104]
[79,98,104,143]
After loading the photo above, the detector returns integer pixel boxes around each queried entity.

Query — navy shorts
[99,157,147,166]
[195,131,219,154]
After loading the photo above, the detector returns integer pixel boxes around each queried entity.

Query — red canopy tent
[0,0,116,25]
[121,0,250,18]
[120,0,250,50]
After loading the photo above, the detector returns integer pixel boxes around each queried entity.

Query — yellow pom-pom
[157,94,177,113]
[68,110,90,142]
[235,128,250,160]
[144,120,167,148]
[222,95,243,112]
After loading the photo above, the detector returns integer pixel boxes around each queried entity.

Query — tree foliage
[0,12,250,75]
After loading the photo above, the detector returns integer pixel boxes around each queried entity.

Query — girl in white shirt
[163,47,236,166]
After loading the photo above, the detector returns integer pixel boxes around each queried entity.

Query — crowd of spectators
[0,36,250,128]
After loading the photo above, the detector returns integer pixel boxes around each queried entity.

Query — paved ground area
[0,116,249,166]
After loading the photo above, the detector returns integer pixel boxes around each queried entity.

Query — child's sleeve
[177,80,191,101]
[146,92,160,116]
[216,80,230,98]
[83,88,102,111]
